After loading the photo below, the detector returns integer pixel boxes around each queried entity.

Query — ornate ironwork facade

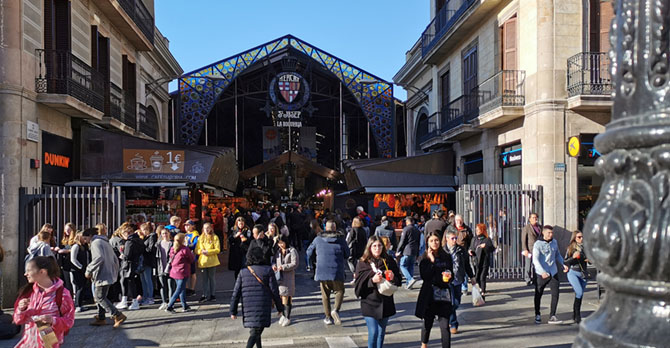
[576,0,670,346]
[177,35,395,157]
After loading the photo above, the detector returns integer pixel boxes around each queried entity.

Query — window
[501,15,517,71]
[121,55,137,128]
[415,110,429,150]
[91,26,110,113]
[44,0,70,51]
[462,44,478,116]
[464,152,484,184]
[589,0,614,52]
[440,70,450,110]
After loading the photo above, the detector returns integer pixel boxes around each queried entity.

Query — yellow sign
[568,137,581,157]
[123,149,185,174]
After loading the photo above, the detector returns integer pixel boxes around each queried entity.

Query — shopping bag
[471,285,485,307]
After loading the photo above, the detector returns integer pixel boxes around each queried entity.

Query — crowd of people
[8,205,591,348]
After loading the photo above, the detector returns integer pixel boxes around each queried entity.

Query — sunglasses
[576,236,583,239]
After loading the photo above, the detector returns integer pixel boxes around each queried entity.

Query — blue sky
[155,1,428,99]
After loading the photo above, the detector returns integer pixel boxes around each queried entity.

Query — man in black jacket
[444,230,475,334]
[424,210,447,241]
[397,216,421,289]
[521,213,542,286]
[246,224,273,265]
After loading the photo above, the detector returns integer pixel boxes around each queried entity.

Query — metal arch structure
[177,35,395,157]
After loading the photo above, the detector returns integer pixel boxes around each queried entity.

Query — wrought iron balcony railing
[567,52,612,97]
[417,112,440,144]
[121,91,137,129]
[118,0,155,45]
[479,70,526,113]
[421,0,476,57]
[109,82,124,121]
[35,49,105,112]
[441,94,479,132]
[138,104,158,139]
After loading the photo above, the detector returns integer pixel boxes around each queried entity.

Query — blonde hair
[201,223,215,243]
[173,233,186,253]
[61,222,77,246]
[73,231,84,246]
[170,216,181,226]
[267,222,279,236]
[95,223,107,236]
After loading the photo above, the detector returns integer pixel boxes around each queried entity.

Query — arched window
[415,108,429,151]
[139,105,158,139]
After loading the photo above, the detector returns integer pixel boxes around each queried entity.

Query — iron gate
[457,184,543,279]
[18,185,125,278]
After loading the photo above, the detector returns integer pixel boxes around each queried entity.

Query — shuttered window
[44,0,70,51]
[463,45,478,114]
[589,0,614,52]
[501,16,517,70]
[441,70,450,109]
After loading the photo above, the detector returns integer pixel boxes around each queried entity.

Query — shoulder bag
[370,259,398,296]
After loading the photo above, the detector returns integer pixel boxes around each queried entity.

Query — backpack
[54,286,71,336]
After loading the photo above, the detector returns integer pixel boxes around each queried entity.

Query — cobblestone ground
[0,252,599,347]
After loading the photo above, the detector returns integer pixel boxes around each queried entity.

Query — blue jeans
[140,267,154,301]
[303,240,312,270]
[168,278,188,309]
[364,316,389,348]
[461,275,469,292]
[567,269,587,299]
[449,285,463,328]
[419,233,426,256]
[399,255,416,286]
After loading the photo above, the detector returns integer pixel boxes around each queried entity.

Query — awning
[79,126,238,193]
[239,151,340,181]
[341,150,457,195]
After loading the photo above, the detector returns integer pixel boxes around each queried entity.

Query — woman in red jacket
[13,256,75,348]
[166,233,195,313]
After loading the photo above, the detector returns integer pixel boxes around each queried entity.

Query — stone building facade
[395,0,613,231]
[0,0,181,305]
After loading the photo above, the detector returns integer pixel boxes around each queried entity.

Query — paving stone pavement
[0,252,599,347]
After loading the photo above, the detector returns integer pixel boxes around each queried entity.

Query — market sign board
[123,149,185,174]
[42,131,73,185]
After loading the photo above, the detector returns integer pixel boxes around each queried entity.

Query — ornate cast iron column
[575,0,670,347]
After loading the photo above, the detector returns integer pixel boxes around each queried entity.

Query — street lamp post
[575,1,670,347]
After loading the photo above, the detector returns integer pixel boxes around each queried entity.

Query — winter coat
[196,234,221,268]
[374,224,398,252]
[347,227,368,260]
[446,223,473,249]
[275,247,298,297]
[354,254,402,320]
[109,235,124,257]
[306,231,350,282]
[564,243,588,273]
[522,223,542,253]
[424,218,447,240]
[25,241,54,263]
[86,235,119,286]
[142,232,158,269]
[169,246,195,280]
[120,233,144,278]
[469,234,496,271]
[397,224,421,257]
[415,251,454,319]
[155,240,173,276]
[444,244,474,286]
[228,227,252,271]
[13,278,75,348]
[230,265,284,328]
[533,238,564,277]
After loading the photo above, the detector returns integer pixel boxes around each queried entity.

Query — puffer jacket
[306,231,350,281]
[230,265,284,328]
[196,234,221,268]
[121,233,144,278]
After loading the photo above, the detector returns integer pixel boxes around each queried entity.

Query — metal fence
[567,52,612,97]
[18,186,125,280]
[457,184,543,279]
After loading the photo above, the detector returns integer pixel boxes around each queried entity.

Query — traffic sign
[568,136,581,157]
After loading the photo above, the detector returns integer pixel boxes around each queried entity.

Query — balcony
[418,112,443,149]
[96,0,154,50]
[35,49,105,119]
[440,94,481,140]
[421,0,505,64]
[567,52,612,115]
[101,82,137,133]
[472,70,526,128]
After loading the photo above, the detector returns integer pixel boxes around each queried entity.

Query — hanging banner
[123,149,185,174]
[262,126,281,161]
[299,126,317,161]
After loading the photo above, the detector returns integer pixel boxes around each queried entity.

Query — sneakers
[347,279,356,286]
[535,314,542,324]
[182,306,192,313]
[208,296,217,302]
[198,296,208,303]
[112,313,127,328]
[548,316,562,325]
[89,316,108,326]
[128,299,140,310]
[165,307,176,314]
[279,315,289,326]
[330,310,341,325]
[142,298,155,305]
[115,296,128,309]
[158,303,168,311]
[406,279,417,289]
[306,266,311,272]
[323,317,333,325]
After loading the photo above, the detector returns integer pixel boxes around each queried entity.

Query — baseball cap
[184,220,195,225]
